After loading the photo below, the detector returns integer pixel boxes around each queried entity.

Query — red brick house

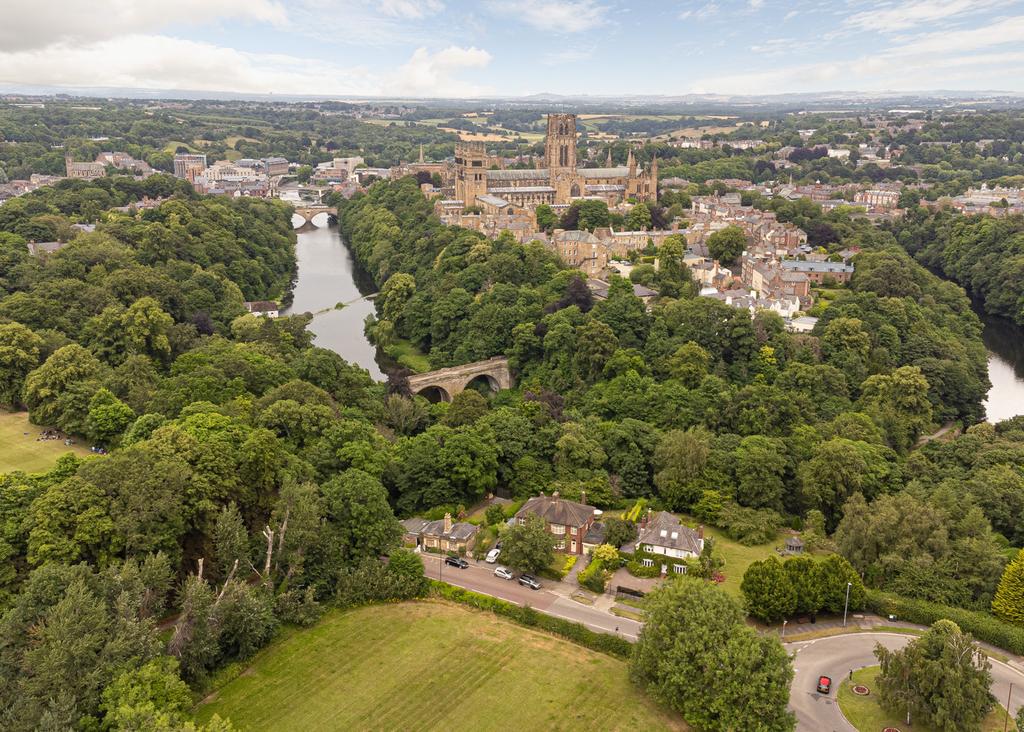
[515,493,597,555]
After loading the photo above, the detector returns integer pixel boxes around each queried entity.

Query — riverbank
[980,309,1024,423]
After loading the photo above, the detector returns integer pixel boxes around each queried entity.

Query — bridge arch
[415,385,452,403]
[292,206,338,228]
[463,373,501,395]
[406,357,512,402]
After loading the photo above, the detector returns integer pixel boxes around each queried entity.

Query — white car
[486,547,501,563]
[494,566,513,580]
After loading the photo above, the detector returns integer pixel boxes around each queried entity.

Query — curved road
[787,632,1024,731]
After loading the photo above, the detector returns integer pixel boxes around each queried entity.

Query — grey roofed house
[26,241,66,255]
[516,494,595,528]
[637,511,703,556]
[780,260,854,274]
[402,514,479,545]
[784,536,805,553]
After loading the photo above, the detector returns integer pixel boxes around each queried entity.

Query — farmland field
[194,601,686,731]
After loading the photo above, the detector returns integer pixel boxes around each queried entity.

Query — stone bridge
[293,205,337,226]
[406,357,512,402]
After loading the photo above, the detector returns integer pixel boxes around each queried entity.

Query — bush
[485,504,506,526]
[578,559,608,593]
[718,502,782,545]
[431,581,632,659]
[627,560,661,578]
[867,590,1024,655]
[335,553,428,608]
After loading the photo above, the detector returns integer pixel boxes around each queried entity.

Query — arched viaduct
[406,357,513,402]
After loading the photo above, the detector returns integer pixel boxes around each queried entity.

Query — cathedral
[453,114,657,210]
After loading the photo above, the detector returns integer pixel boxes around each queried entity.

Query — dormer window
[659,529,667,538]
[671,531,678,540]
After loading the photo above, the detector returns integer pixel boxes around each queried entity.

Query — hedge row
[867,590,1024,655]
[429,581,633,659]
[577,558,607,593]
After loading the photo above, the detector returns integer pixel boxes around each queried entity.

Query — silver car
[494,566,513,580]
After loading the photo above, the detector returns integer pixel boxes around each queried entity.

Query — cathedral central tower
[545,113,578,201]
[544,114,577,172]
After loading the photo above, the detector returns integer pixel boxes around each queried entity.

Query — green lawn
[195,601,686,731]
[383,338,431,373]
[0,410,92,475]
[838,666,1016,732]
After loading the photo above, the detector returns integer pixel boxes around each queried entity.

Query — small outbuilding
[784,536,805,555]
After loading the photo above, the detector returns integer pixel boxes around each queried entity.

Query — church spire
[418,144,424,164]
[606,146,614,167]
[627,146,636,176]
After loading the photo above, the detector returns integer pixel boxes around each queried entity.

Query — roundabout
[787,632,1024,732]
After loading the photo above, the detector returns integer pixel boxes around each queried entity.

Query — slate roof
[780,260,853,274]
[516,495,595,528]
[402,516,479,542]
[579,166,630,178]
[637,512,703,555]
[487,169,549,181]
[476,194,510,207]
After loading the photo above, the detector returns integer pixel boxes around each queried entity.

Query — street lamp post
[843,581,852,627]
[782,619,788,640]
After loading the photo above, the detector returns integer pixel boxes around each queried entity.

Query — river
[980,311,1024,424]
[281,207,1024,417]
[284,214,384,380]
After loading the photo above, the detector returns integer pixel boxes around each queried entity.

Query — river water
[284,214,384,380]
[980,312,1024,424]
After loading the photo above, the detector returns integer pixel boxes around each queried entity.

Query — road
[421,553,641,641]
[787,632,1024,731]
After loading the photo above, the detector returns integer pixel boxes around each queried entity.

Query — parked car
[816,676,832,694]
[486,547,501,563]
[518,573,541,590]
[494,566,513,580]
[444,556,469,569]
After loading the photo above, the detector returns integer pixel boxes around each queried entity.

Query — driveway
[421,554,642,641]
[787,632,1024,732]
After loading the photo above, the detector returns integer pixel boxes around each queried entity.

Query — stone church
[453,113,657,210]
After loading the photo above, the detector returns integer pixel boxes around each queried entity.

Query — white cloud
[488,0,609,33]
[0,35,372,95]
[0,0,287,51]
[389,45,493,96]
[679,3,719,21]
[749,0,764,8]
[845,0,1010,33]
[378,0,445,19]
[542,48,594,65]
[885,14,1024,56]
[0,34,493,98]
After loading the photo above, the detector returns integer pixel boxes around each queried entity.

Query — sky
[2,0,1024,98]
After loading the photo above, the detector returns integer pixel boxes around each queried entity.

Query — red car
[817,676,832,694]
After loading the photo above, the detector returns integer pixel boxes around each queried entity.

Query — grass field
[0,410,92,475]
[383,338,431,373]
[194,601,686,731]
[838,666,1016,732]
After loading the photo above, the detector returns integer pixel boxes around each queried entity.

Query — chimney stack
[443,512,453,534]
[697,524,704,540]
[552,490,560,498]
[580,490,587,506]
